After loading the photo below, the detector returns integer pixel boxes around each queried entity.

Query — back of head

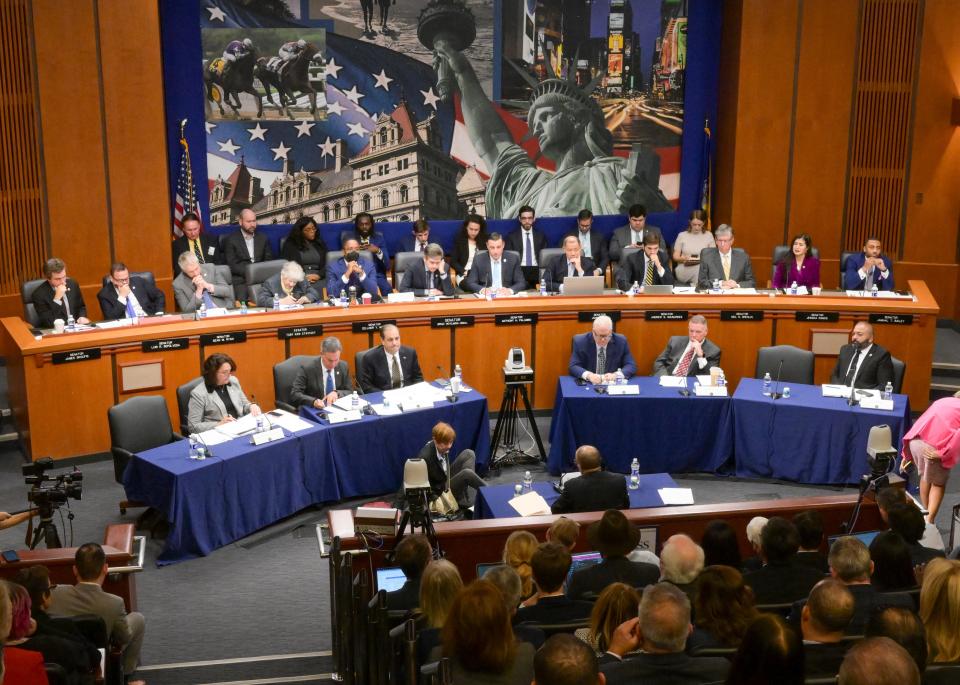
[746,516,768,549]
[575,445,602,471]
[886,502,925,545]
[442,580,515,674]
[727,614,804,685]
[419,559,463,628]
[869,530,915,591]
[806,579,855,634]
[4,580,32,640]
[694,565,758,647]
[876,486,906,515]
[533,633,600,685]
[701,519,742,568]
[589,582,641,653]
[838,637,920,685]
[394,534,432,580]
[547,516,580,550]
[75,542,106,581]
[760,516,800,563]
[792,510,824,550]
[918,558,960,663]
[483,564,523,611]
[503,530,538,597]
[865,606,927,673]
[660,534,705,585]
[638,582,690,653]
[14,564,52,611]
[531,542,572,594]
[828,536,872,583]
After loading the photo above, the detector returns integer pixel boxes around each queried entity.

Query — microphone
[844,343,861,406]
[194,430,215,459]
[544,263,553,294]
[770,360,784,400]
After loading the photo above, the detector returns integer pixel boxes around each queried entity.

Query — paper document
[265,410,314,433]
[726,288,758,295]
[383,381,448,406]
[508,491,552,517]
[671,286,697,294]
[333,395,369,411]
[95,320,128,330]
[197,428,233,445]
[822,385,881,400]
[658,488,695,505]
[215,413,260,437]
[371,403,402,416]
[658,376,688,388]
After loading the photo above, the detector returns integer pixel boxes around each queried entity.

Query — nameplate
[278,325,323,339]
[52,348,101,365]
[645,311,688,322]
[141,338,189,352]
[431,316,475,329]
[869,313,913,326]
[720,310,764,322]
[495,313,538,326]
[352,319,396,333]
[200,331,247,345]
[796,312,839,323]
[577,311,621,323]
[327,409,363,424]
[251,427,285,445]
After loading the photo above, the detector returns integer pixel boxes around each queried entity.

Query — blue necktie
[125,297,137,319]
[325,369,334,396]
[202,291,216,309]
[525,232,534,266]
[492,260,501,289]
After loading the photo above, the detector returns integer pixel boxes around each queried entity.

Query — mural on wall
[201,0,687,226]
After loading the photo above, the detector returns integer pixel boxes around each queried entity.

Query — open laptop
[566,551,602,585]
[641,284,674,295]
[476,561,504,578]
[375,566,408,592]
[562,275,605,296]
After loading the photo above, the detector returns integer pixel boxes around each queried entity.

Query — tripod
[29,505,62,549]
[390,489,441,560]
[490,375,546,472]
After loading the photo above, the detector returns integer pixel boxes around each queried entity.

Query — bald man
[551,445,629,514]
[830,321,894,390]
[839,637,920,685]
[223,209,274,301]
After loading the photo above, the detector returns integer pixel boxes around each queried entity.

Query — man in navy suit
[562,209,609,274]
[327,238,381,301]
[342,212,391,293]
[399,244,454,297]
[616,233,675,291]
[291,336,354,408]
[358,323,424,392]
[844,236,894,291]
[398,218,431,253]
[653,315,721,377]
[829,321,894,390]
[462,233,527,294]
[543,236,596,293]
[569,315,637,384]
[505,205,548,289]
[222,209,274,301]
[96,262,165,320]
[31,257,90,327]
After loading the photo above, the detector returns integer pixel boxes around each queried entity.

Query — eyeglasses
[593,332,612,340]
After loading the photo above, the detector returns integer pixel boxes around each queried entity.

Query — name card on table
[578,311,621,323]
[352,319,397,333]
[694,385,728,397]
[250,427,285,445]
[200,331,247,345]
[52,348,101,365]
[278,325,323,339]
[796,311,839,322]
[720,310,764,322]
[431,316,475,329]
[495,313,538,326]
[858,396,895,411]
[142,338,189,352]
[327,409,363,424]
[645,311,688,321]
[607,384,640,395]
[869,313,914,326]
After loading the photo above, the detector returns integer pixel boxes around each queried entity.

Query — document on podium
[658,488,694,505]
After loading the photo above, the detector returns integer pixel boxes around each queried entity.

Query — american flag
[173,125,200,237]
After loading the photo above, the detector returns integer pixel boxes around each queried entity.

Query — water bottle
[883,381,893,401]
[539,278,547,297]
[711,278,721,293]
[717,371,726,389]
[782,386,791,399]
[615,368,625,385]
[632,281,640,296]
[188,434,200,460]
[197,302,206,320]
[272,293,280,310]
[351,391,359,411]
[195,440,207,461]
[340,289,348,308]
[629,458,640,490]
[514,482,523,497]
[454,364,463,385]
[762,372,772,396]
[522,470,532,492]
[789,281,798,295]
[871,284,878,297]
[256,414,266,433]
[240,301,248,315]
[66,314,75,329]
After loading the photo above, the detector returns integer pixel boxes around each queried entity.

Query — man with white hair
[696,224,755,290]
[659,534,704,601]
[569,315,637,385]
[652,315,721,378]
[255,261,319,308]
[742,515,768,572]
[173,251,234,312]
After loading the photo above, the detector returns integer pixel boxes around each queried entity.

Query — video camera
[24,457,83,510]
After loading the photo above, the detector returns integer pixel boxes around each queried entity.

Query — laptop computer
[375,566,408,592]
[562,275,605,296]
[566,551,603,585]
[476,562,504,579]
[641,284,674,295]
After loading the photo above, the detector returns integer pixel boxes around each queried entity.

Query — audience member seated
[48,543,146,681]
[918,557,960,665]
[900,392,960,524]
[652,314,721,378]
[346,212,391,293]
[615,233,675,291]
[387,535,432,612]
[32,257,89,328]
[551,445,628,514]
[505,205,548,290]
[173,251,234,312]
[462,232,527,295]
[434,580,535,685]
[696,224,756,290]
[869,530,920,593]
[515,543,593,624]
[567,510,659,600]
[563,209,609,275]
[255,260,320,308]
[575,583,640,656]
[876,487,944,552]
[534,633,603,685]
[793,510,829,573]
[742,516,768,572]
[800,579,856,678]
[887,502,947,566]
[357,323,423,392]
[843,236,894,292]
[569,315,637,385]
[398,218,432,253]
[600,583,730,684]
[187,353,261,433]
[773,233,821,290]
[280,216,328,283]
[398,243,455,297]
[608,203,665,265]
[449,214,487,282]
[658,534,704,605]
[671,209,713,286]
[223,209,274,300]
[171,211,222,276]
[503,531,539,602]
[543,236,597,293]
[690,565,758,651]
[481,565,545,650]
[326,238,380,302]
[700,519,743,570]
[416,559,463,666]
[865,606,927,677]
[96,262,165,320]
[546,517,580,553]
[829,321,895,391]
[291,336,353,409]
[743,516,824,605]
[725,614,804,685]
[417,421,486,509]
[838,637,920,685]
[1,582,48,685]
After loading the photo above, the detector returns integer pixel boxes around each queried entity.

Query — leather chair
[392,251,422,288]
[244,259,285,306]
[839,250,858,287]
[55,614,124,685]
[176,377,204,435]
[515,618,590,638]
[538,247,565,282]
[755,345,815,385]
[891,356,906,394]
[770,245,820,286]
[107,396,183,516]
[99,271,157,290]
[21,278,46,327]
[355,348,372,393]
[273,355,314,412]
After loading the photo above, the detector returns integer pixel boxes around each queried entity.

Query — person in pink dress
[773,233,821,290]
[900,391,960,522]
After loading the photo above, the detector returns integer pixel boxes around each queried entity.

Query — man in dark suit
[254,261,320,308]
[830,321,895,390]
[552,445,629,514]
[562,209,609,274]
[569,315,637,384]
[290,336,354,408]
[418,421,486,508]
[839,638,921,685]
[96,262,165,319]
[794,510,829,573]
[616,232,675,291]
[223,209,274,301]
[171,211,222,276]
[743,516,825,605]
[173,251,234,312]
[327,237,381,301]
[398,244,454,297]
[462,232,527,294]
[386,534,432,612]
[600,583,730,685]
[505,205,548,289]
[31,257,90,327]
[844,236,894,291]
[696,224,756,290]
[608,203,667,264]
[343,212,391,293]
[398,218,431,253]
[515,543,593,624]
[358,324,424,392]
[543,236,597,293]
[567,510,659,599]
[800,579,856,678]
[652,315,721,377]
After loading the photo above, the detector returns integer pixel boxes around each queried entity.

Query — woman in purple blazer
[773,233,821,290]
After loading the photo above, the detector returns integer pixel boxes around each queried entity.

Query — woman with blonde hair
[575,582,640,654]
[416,559,464,664]
[502,531,538,600]
[918,557,960,664]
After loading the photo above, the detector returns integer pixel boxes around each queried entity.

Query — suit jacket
[399,265,455,297]
[615,251,675,291]
[172,233,222,275]
[653,336,722,377]
[48,582,132,646]
[358,344,424,392]
[173,263,234,312]
[601,651,730,685]
[567,556,660,599]
[804,641,851,678]
[462,251,527,293]
[96,276,165,320]
[829,343,895,390]
[187,376,252,433]
[31,278,88,328]
[514,595,594,625]
[341,229,391,275]
[608,223,666,263]
[223,230,274,287]
[326,257,381,301]
[543,254,597,292]
[505,228,548,266]
[398,235,429,253]
[450,234,485,276]
[551,470,629,514]
[789,584,914,637]
[843,253,894,291]
[743,558,825,605]
[562,230,610,272]
[418,440,452,497]
[569,332,638,379]
[291,358,353,407]
[697,247,756,289]
[255,273,320,308]
[280,237,328,278]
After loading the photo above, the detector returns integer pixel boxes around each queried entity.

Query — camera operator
[326,237,380,302]
[0,511,34,531]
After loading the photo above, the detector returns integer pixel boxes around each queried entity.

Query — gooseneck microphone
[770,359,784,400]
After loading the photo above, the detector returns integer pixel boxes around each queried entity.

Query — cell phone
[1,549,20,563]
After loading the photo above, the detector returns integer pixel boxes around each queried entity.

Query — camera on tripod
[24,457,84,507]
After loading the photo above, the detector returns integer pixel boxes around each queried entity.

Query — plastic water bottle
[454,364,463,385]
[711,278,721,293]
[789,281,798,295]
[615,368,625,385]
[871,284,878,297]
[256,414,266,433]
[522,470,532,492]
[883,382,893,401]
[539,278,547,297]
[272,293,280,310]
[340,289,348,308]
[66,314,75,329]
[629,458,640,490]
[514,482,523,497]
[351,392,359,411]
[240,301,248,315]
[631,281,640,296]
[197,302,206,320]
[762,372,772,396]
[782,386,791,399]
[717,371,727,390]
[188,434,200,460]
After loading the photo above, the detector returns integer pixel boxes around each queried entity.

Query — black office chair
[516,618,589,637]
[21,278,46,328]
[355,348,371,393]
[538,247,564,281]
[755,345,815,385]
[392,251,422,288]
[244,259,285,306]
[99,270,158,290]
[839,250,857,287]
[54,614,124,685]
[770,245,820,286]
[891,356,906,394]
[273,355,314,412]
[176,376,204,435]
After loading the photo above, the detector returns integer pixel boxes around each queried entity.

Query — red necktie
[674,347,695,376]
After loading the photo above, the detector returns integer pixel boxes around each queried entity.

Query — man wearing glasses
[96,262,165,320]
[696,224,756,290]
[568,315,636,385]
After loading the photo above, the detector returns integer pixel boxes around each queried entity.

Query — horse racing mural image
[200,0,687,226]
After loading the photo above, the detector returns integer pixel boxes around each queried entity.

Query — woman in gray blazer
[188,353,261,433]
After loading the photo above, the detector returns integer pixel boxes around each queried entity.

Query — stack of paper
[333,395,369,411]
[215,413,260,437]
[658,376,687,388]
[508,491,551,516]
[658,488,694,505]
[264,410,313,433]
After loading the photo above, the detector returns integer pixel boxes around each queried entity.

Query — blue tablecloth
[732,378,912,484]
[474,473,680,519]
[547,376,734,476]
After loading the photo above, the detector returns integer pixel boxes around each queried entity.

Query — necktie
[193,239,205,264]
[864,265,874,291]
[391,354,402,389]
[525,231,534,266]
[325,369,334,395]
[201,290,216,309]
[492,260,501,289]
[433,271,441,290]
[844,350,861,386]
[643,259,655,286]
[568,262,575,278]
[125,296,138,319]
[722,254,731,281]
[674,346,695,376]
[581,234,591,258]
[597,347,607,376]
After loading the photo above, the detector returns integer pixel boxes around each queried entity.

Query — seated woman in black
[281,216,329,284]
